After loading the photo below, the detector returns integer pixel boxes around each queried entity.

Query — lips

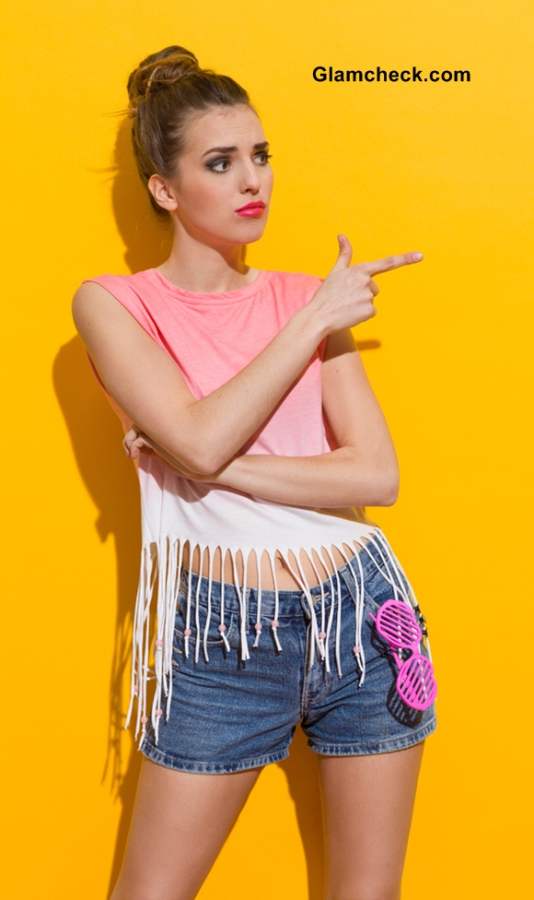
[235,201,266,212]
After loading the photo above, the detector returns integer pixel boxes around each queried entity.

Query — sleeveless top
[80,266,427,748]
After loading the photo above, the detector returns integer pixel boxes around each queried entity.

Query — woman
[73,45,437,900]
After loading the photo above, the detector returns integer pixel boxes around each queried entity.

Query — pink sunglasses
[369,599,437,711]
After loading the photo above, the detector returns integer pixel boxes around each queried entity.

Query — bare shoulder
[71,278,132,339]
[72,279,114,320]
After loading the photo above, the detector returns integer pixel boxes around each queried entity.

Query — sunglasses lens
[397,654,437,710]
[375,599,422,649]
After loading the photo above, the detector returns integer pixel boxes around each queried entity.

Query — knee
[110,883,190,900]
[328,881,401,900]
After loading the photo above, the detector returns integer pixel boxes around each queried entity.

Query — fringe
[124,528,433,748]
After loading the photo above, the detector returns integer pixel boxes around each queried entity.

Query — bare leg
[110,756,263,900]
[319,741,426,900]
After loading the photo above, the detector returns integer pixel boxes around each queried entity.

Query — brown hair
[123,45,257,217]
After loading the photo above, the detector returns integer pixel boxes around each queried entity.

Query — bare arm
[72,281,327,476]
[129,328,399,507]
[195,448,394,507]
[207,327,399,506]
[237,451,396,507]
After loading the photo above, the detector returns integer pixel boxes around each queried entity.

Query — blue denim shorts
[139,541,438,774]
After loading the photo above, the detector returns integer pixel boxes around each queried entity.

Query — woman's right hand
[309,234,424,335]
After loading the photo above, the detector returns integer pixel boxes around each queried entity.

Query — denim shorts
[139,541,438,774]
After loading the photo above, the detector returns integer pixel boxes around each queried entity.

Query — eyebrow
[202,140,270,158]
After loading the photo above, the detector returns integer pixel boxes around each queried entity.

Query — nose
[239,161,263,192]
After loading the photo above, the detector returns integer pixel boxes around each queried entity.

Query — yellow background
[3,0,532,897]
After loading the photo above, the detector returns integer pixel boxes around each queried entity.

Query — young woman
[73,44,437,900]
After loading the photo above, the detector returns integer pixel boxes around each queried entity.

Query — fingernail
[413,252,423,260]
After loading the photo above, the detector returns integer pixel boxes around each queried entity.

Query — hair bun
[127,45,200,110]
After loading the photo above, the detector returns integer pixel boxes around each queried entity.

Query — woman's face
[157,103,274,247]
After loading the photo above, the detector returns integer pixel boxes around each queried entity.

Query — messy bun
[123,45,256,217]
[126,46,200,111]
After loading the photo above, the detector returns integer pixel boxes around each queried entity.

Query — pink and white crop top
[80,266,421,748]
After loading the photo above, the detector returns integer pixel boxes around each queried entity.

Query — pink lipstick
[235,201,266,218]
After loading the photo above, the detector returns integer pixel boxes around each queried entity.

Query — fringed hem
[124,528,433,748]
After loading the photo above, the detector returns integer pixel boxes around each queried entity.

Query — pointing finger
[359,251,424,277]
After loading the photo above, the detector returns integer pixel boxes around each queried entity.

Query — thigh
[111,757,262,900]
[319,741,426,900]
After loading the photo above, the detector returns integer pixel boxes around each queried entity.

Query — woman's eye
[207,158,230,173]
[207,151,273,173]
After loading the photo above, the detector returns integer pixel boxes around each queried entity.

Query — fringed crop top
[81,266,421,748]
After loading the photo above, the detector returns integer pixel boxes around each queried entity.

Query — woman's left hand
[122,426,153,459]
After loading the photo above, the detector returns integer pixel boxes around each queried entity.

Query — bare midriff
[180,509,376,591]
